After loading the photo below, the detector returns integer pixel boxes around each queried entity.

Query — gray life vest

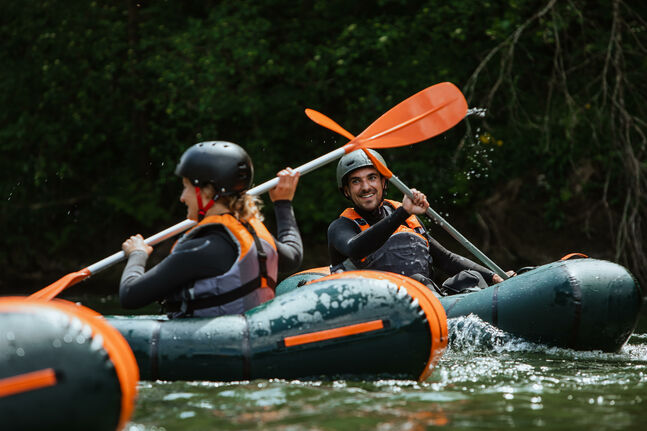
[165,214,278,318]
[334,200,432,277]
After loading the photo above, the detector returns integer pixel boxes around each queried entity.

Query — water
[117,312,647,431]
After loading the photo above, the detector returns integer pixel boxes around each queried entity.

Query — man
[327,149,513,295]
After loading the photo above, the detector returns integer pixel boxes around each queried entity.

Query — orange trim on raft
[291,266,331,277]
[560,252,589,261]
[0,368,57,398]
[0,297,139,431]
[284,319,385,347]
[308,270,448,382]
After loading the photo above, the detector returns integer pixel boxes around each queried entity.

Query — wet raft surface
[440,258,643,352]
[277,259,643,352]
[108,275,447,381]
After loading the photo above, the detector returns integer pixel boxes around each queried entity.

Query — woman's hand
[269,167,300,202]
[122,234,153,257]
[492,270,517,284]
[402,188,429,215]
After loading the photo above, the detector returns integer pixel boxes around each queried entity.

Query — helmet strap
[195,186,215,222]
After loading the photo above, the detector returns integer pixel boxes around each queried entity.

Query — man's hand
[402,188,429,215]
[492,270,517,284]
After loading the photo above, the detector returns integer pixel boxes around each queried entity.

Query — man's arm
[328,207,411,262]
[427,235,495,283]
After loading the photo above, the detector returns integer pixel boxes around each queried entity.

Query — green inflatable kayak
[278,258,643,353]
[0,298,138,431]
[107,272,448,382]
[103,258,641,382]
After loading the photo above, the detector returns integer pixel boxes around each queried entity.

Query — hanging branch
[603,0,647,283]
[461,0,647,284]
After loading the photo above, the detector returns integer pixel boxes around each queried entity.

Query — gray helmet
[175,141,253,195]
[336,149,388,190]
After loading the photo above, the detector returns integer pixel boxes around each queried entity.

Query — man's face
[343,166,385,212]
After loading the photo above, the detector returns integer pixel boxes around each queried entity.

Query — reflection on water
[120,313,647,431]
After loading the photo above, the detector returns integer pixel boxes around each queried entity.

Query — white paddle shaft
[87,147,349,276]
[389,175,509,280]
[247,147,346,195]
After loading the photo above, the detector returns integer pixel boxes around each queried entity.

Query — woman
[119,141,303,318]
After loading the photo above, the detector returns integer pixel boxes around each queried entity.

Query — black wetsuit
[327,202,495,284]
[120,200,302,309]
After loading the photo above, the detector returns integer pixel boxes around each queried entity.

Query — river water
[86,296,645,431]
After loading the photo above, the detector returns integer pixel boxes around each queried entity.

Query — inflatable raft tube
[440,258,643,352]
[276,259,643,352]
[107,273,447,382]
[0,298,139,431]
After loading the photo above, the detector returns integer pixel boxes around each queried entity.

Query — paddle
[29,219,197,300]
[304,106,510,280]
[30,82,469,301]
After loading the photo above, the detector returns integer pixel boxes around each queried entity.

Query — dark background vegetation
[1,0,645,295]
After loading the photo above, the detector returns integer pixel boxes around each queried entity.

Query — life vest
[165,214,278,318]
[335,199,432,277]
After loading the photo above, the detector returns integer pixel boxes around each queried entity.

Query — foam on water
[446,314,647,362]
[446,314,531,353]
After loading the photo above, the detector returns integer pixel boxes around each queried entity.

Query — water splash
[446,314,647,362]
[447,315,524,352]
[466,107,487,118]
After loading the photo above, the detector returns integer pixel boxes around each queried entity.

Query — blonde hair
[201,183,264,222]
[223,193,264,222]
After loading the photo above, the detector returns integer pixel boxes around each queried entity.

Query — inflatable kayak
[277,258,643,353]
[0,298,138,431]
[107,272,448,382]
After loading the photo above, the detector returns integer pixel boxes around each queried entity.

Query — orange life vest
[340,199,429,245]
[336,200,431,276]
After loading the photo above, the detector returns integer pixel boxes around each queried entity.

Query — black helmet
[175,141,253,195]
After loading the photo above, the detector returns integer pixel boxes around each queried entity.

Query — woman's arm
[268,167,303,273]
[119,229,236,308]
[272,200,303,272]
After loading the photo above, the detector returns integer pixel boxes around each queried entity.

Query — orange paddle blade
[361,148,394,179]
[355,82,467,148]
[304,109,355,141]
[28,268,92,301]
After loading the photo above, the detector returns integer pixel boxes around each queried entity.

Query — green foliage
[1,0,645,282]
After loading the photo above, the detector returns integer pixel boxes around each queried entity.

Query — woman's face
[180,177,199,221]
